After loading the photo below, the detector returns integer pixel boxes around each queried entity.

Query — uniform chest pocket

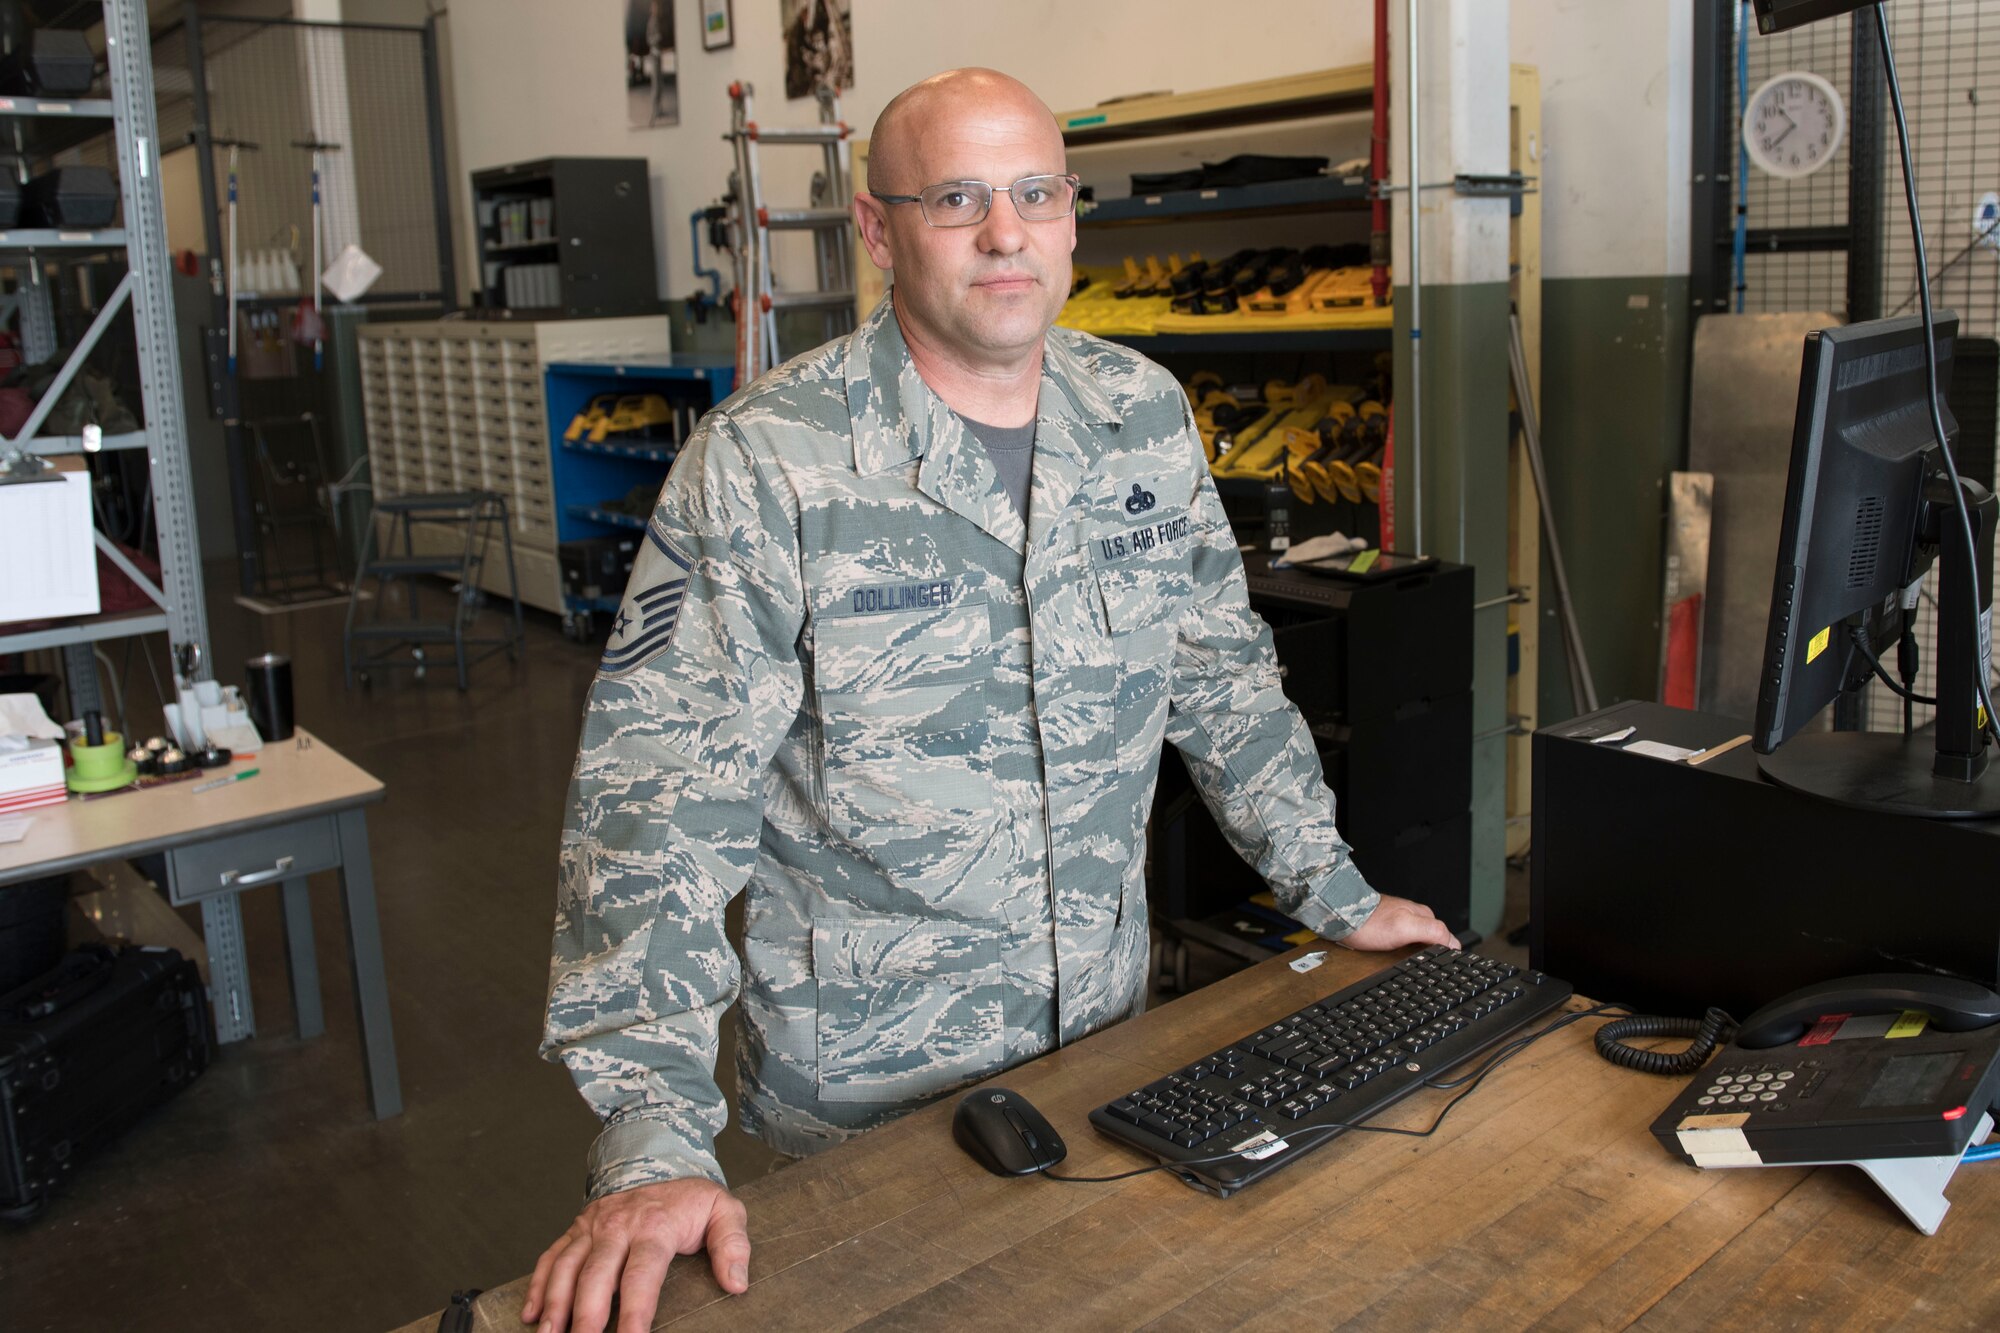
[813,594,998,830]
[1092,508,1195,641]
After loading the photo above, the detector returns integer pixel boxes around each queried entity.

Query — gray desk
[0,730,400,1118]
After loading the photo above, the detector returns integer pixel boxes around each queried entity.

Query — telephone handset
[1733,973,2000,1049]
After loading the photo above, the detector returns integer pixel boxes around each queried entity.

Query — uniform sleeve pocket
[811,916,1006,1103]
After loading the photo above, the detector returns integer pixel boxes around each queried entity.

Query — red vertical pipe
[1370,0,1390,307]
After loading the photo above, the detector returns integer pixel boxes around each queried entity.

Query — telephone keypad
[1701,1061,1806,1114]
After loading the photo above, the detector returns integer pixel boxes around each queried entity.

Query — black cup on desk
[245,652,294,742]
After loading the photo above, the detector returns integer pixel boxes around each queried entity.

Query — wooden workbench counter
[395,947,2000,1331]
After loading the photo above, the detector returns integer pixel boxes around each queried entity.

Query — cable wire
[1426,1003,1629,1089]
[1888,213,2000,316]
[1877,4,2000,749]
[1852,624,1937,706]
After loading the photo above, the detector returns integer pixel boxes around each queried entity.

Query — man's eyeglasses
[869,173,1082,228]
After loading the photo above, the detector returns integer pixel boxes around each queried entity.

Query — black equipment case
[0,29,96,98]
[0,945,211,1220]
[22,165,117,229]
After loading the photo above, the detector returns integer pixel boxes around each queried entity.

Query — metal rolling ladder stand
[726,82,856,387]
[342,492,523,691]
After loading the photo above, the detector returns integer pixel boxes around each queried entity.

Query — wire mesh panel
[1863,2,2000,732]
[1878,2,2000,334]
[154,16,447,302]
[1721,2,2000,733]
[1740,12,1854,314]
[1743,248,1848,312]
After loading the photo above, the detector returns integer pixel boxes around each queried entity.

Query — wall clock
[1743,71,1845,179]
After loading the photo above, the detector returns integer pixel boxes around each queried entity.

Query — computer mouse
[952,1087,1067,1176]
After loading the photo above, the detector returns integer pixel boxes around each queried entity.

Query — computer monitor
[1752,312,2000,818]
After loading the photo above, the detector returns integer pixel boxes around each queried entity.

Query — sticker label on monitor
[1807,625,1831,663]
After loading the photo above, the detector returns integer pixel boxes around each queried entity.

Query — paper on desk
[1626,739,1701,762]
[1289,951,1327,973]
[0,693,66,742]
[0,471,98,620]
[0,815,32,843]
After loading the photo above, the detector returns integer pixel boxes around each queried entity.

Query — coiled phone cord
[1593,1008,1739,1076]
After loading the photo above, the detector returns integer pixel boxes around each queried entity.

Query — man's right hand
[1337,892,1461,953]
[520,1177,750,1333]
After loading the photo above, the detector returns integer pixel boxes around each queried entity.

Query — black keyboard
[1089,947,1574,1195]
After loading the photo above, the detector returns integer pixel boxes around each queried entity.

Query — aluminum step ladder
[342,491,523,691]
[726,81,857,387]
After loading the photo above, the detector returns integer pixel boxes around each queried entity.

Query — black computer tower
[1532,700,2000,1020]
[1152,557,1475,934]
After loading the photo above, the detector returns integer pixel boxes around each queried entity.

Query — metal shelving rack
[0,4,236,1035]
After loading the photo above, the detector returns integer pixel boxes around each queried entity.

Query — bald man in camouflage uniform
[525,68,1457,1333]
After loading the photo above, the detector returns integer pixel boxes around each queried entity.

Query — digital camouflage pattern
[545,296,1380,1197]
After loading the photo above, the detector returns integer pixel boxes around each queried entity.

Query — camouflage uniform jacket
[545,296,1380,1197]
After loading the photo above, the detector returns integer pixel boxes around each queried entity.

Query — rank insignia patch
[600,527,693,676]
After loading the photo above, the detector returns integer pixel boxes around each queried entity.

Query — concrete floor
[3,568,1532,1331]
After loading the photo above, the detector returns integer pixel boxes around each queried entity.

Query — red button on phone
[1942,1106,1967,1121]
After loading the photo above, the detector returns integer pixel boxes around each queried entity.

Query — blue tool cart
[544,355,735,640]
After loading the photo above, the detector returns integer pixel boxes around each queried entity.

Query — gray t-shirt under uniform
[959,413,1035,521]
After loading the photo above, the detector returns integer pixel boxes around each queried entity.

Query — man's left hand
[1336,893,1461,952]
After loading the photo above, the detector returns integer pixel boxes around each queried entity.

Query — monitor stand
[1757,731,2000,818]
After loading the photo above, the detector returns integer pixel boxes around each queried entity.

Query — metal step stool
[343,491,524,691]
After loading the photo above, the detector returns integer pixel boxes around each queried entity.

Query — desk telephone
[1645,973,2000,1232]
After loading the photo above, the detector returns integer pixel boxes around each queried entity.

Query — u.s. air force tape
[600,526,693,677]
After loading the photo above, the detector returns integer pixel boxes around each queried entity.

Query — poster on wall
[627,0,679,128]
[781,0,852,101]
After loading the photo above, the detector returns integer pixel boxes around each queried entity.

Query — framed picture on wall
[702,0,734,51]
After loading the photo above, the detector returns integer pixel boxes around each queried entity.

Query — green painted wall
[1395,280,1513,938]
[1536,275,1692,728]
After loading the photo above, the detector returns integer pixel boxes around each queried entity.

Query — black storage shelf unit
[471,156,660,320]
[1152,557,1476,937]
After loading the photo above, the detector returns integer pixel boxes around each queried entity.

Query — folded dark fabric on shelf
[1128,154,1331,198]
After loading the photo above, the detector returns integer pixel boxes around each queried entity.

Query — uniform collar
[843,292,1124,478]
